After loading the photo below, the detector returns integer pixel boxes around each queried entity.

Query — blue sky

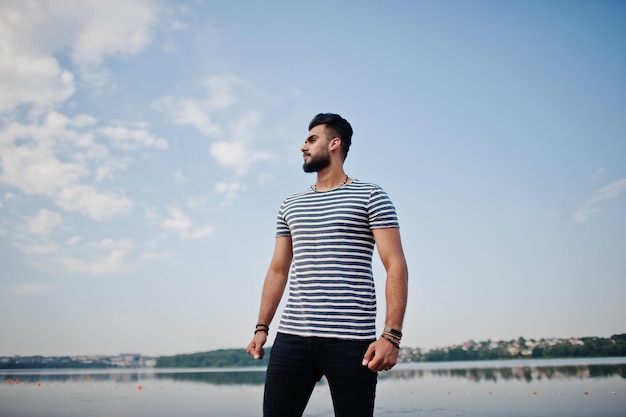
[0,0,624,357]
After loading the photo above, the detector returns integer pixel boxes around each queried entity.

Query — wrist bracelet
[383,326,403,339]
[382,333,401,347]
[382,331,401,342]
[381,334,400,348]
[254,323,269,335]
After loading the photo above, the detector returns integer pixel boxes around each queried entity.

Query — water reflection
[1,371,144,384]
[1,368,267,386]
[2,360,624,417]
[2,360,624,387]
[383,362,626,383]
[155,370,266,385]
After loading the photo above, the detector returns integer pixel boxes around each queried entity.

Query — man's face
[301,124,332,173]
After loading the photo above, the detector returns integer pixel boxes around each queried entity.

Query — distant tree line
[155,335,626,368]
[0,356,116,370]
[412,334,626,363]
[530,335,626,359]
[155,348,270,368]
[3,335,624,369]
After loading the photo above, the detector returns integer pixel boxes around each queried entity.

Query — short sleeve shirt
[275,180,399,340]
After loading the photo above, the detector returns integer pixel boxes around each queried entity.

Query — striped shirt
[275,180,399,340]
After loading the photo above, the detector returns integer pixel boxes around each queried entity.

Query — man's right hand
[247,332,267,360]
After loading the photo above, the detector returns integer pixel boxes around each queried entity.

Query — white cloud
[4,193,18,202]
[151,75,247,126]
[152,97,221,136]
[185,195,208,209]
[144,207,161,223]
[162,207,192,231]
[0,3,161,244]
[0,1,191,279]
[10,232,138,275]
[27,209,62,235]
[0,2,172,289]
[153,77,273,175]
[0,0,159,112]
[174,170,186,183]
[98,126,168,151]
[66,236,82,246]
[210,141,272,175]
[0,1,74,111]
[160,207,213,239]
[93,158,130,183]
[209,110,272,174]
[141,251,170,261]
[228,109,259,142]
[210,141,247,169]
[0,50,75,113]
[202,74,244,110]
[214,181,246,200]
[0,120,88,194]
[573,178,626,223]
[58,238,133,275]
[257,173,274,185]
[185,225,214,239]
[11,241,58,255]
[55,185,133,221]
[0,116,134,221]
[68,0,157,68]
[9,282,51,295]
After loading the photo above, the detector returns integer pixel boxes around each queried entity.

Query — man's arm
[362,227,408,371]
[247,236,293,360]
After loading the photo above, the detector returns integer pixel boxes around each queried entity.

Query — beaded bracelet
[382,331,401,342]
[381,334,400,348]
[383,327,403,339]
[254,323,269,335]
[382,333,401,347]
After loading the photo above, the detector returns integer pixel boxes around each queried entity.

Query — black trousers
[263,332,378,417]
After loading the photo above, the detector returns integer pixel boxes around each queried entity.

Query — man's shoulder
[283,188,313,201]
[350,179,382,189]
[347,180,388,196]
[280,180,386,203]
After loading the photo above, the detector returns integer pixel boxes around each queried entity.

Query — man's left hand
[361,337,399,372]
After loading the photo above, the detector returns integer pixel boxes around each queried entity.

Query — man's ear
[329,137,341,151]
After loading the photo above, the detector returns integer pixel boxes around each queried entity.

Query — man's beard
[303,152,331,173]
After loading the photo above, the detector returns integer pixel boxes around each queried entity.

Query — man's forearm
[256,235,292,326]
[385,262,408,330]
[257,270,288,326]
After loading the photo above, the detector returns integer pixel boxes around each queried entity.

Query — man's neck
[314,169,348,191]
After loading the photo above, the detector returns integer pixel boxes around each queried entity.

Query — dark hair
[308,113,353,160]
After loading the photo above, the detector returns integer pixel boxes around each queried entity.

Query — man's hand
[247,332,267,360]
[361,337,399,372]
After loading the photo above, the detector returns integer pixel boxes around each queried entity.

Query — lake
[1,357,624,416]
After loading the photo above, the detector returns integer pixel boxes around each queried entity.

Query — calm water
[1,358,624,417]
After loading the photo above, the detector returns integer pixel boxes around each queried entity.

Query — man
[247,113,408,417]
